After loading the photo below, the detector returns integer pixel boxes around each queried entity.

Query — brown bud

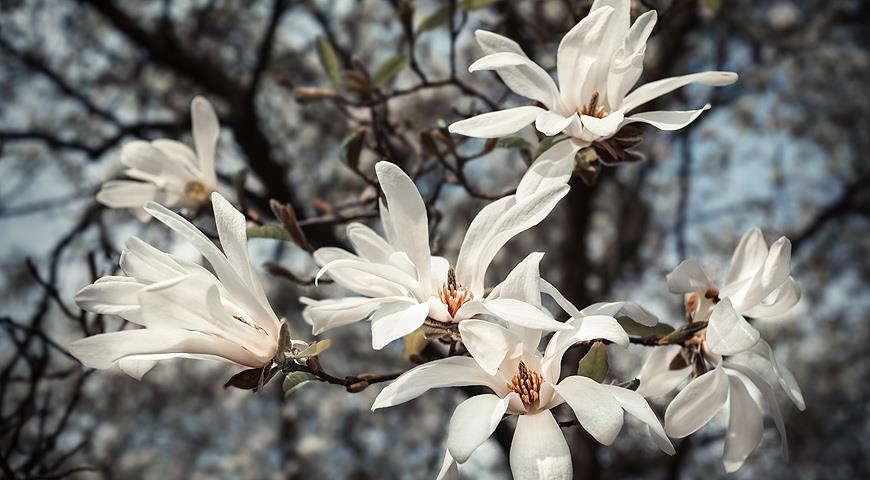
[293,86,338,101]
[346,381,369,393]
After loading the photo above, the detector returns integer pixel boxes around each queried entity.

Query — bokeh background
[1,0,868,479]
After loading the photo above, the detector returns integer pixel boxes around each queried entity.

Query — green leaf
[578,342,609,383]
[459,0,501,10]
[340,129,367,170]
[315,36,341,87]
[246,224,291,242]
[660,322,707,345]
[617,317,675,337]
[700,0,721,12]
[283,371,317,398]
[496,136,532,150]
[402,330,428,360]
[372,55,408,88]
[416,6,450,35]
[274,321,291,364]
[291,339,332,359]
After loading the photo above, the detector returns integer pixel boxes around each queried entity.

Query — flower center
[579,90,607,119]
[184,180,211,204]
[437,267,472,317]
[508,361,543,407]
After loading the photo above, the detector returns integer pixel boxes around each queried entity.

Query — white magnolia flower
[71,192,281,379]
[301,149,578,350]
[97,97,220,221]
[373,318,673,480]
[636,228,805,472]
[448,0,737,156]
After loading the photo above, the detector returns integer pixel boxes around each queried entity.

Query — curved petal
[621,105,710,131]
[557,6,614,109]
[96,180,159,210]
[516,140,577,198]
[374,162,432,291]
[510,409,572,480]
[436,449,460,480]
[664,365,729,438]
[540,279,583,319]
[705,298,760,356]
[666,259,715,294]
[191,96,219,187]
[743,276,801,318]
[748,340,805,410]
[448,106,545,139]
[74,276,143,318]
[371,357,505,410]
[483,298,569,332]
[636,345,691,398]
[580,111,624,137]
[727,237,793,313]
[723,373,764,472]
[459,320,524,376]
[725,227,769,286]
[370,301,429,350]
[552,375,624,445]
[602,384,675,454]
[622,71,738,113]
[722,362,789,459]
[580,301,658,327]
[315,258,423,299]
[448,394,512,463]
[346,222,395,263]
[535,111,576,136]
[301,296,403,335]
[469,52,559,109]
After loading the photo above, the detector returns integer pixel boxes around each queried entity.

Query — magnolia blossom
[71,193,281,379]
[373,252,672,480]
[637,228,805,472]
[302,147,579,350]
[97,97,220,221]
[448,0,737,156]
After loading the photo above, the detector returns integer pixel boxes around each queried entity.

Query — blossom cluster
[70,1,804,479]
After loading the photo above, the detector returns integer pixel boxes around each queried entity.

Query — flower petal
[370,300,429,350]
[436,450,459,480]
[723,373,764,472]
[448,394,512,463]
[510,409,572,480]
[666,259,715,294]
[468,52,559,109]
[372,357,505,410]
[723,362,789,459]
[705,298,760,356]
[749,340,805,410]
[535,111,576,136]
[74,276,143,318]
[301,296,402,335]
[580,301,658,327]
[96,180,159,211]
[459,319,524,376]
[553,375,624,445]
[483,298,569,332]
[448,106,545,139]
[621,105,710,131]
[602,384,675,454]
[664,365,729,438]
[346,222,395,263]
[375,162,432,291]
[725,227,768,285]
[557,6,614,109]
[191,96,219,187]
[743,276,801,318]
[580,111,624,137]
[636,345,691,398]
[621,71,738,113]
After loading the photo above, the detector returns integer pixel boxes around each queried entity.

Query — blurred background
[1,0,868,478]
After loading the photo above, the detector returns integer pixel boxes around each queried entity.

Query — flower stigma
[437,266,472,317]
[508,361,543,407]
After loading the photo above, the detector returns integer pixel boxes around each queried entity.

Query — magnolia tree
[58,1,812,478]
[9,0,870,478]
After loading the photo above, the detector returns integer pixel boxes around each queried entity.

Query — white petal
[483,298,570,332]
[602,384,675,454]
[347,222,395,263]
[743,276,801,318]
[448,394,511,463]
[535,111,576,136]
[705,298,760,356]
[621,71,738,113]
[74,276,143,318]
[121,140,196,186]
[722,362,789,458]
[725,227,768,285]
[636,345,691,398]
[372,357,504,409]
[301,296,399,335]
[448,106,545,139]
[117,357,159,380]
[516,141,577,199]
[580,111,624,137]
[436,450,460,480]
[69,328,264,371]
[313,248,410,298]
[96,180,159,209]
[120,236,192,282]
[557,6,614,109]
[580,301,658,326]
[489,252,544,306]
[459,320,524,376]
[621,105,710,131]
[723,373,764,472]
[374,162,432,291]
[370,301,429,350]
[749,340,805,410]
[664,365,729,438]
[191,96,219,187]
[469,52,559,109]
[474,30,524,55]
[606,10,657,107]
[735,237,793,312]
[665,259,715,294]
[315,258,422,299]
[539,279,583,319]
[553,375,624,445]
[510,409,572,480]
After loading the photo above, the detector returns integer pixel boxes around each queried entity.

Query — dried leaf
[224,365,277,391]
[269,200,310,250]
